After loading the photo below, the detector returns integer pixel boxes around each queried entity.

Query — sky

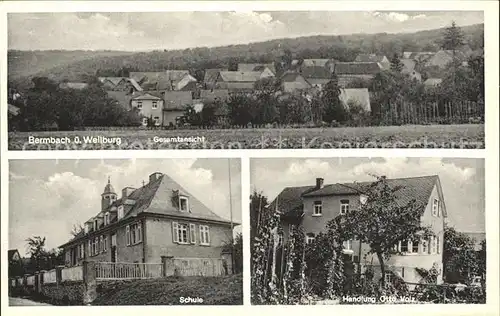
[7,11,484,51]
[9,158,241,254]
[251,157,485,234]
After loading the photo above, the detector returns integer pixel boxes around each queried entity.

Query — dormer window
[179,196,189,212]
[117,205,124,220]
[94,219,98,231]
[84,223,90,234]
[104,212,110,225]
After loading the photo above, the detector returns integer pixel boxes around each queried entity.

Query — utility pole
[228,158,235,274]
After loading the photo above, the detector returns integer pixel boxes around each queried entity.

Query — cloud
[8,11,483,51]
[9,159,241,252]
[252,158,484,233]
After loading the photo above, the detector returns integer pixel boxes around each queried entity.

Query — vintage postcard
[250,157,486,305]
[7,158,242,305]
[6,10,486,150]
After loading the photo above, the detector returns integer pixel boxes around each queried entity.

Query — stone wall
[40,281,85,305]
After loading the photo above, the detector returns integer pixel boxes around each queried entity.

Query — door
[111,233,117,262]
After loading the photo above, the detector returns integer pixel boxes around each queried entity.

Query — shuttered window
[173,222,179,243]
[126,225,130,246]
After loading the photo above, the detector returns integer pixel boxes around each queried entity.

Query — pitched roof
[129,71,190,90]
[300,66,332,79]
[238,63,276,74]
[204,69,227,83]
[59,82,89,90]
[340,88,371,112]
[218,71,262,82]
[8,249,21,261]
[355,54,388,63]
[98,77,127,86]
[280,72,303,82]
[275,175,443,218]
[8,104,20,116]
[423,78,443,86]
[200,89,230,102]
[162,91,193,110]
[334,62,383,75]
[127,78,143,91]
[132,93,162,101]
[400,58,416,73]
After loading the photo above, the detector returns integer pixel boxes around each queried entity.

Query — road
[9,297,52,306]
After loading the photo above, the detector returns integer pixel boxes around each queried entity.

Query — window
[436,236,440,254]
[200,225,210,245]
[103,235,108,252]
[400,240,408,252]
[99,236,104,253]
[340,199,350,215]
[173,222,189,244]
[343,240,352,250]
[422,239,428,254]
[129,223,142,245]
[79,244,85,259]
[306,233,315,244]
[179,196,189,212]
[93,237,99,256]
[117,206,124,220]
[88,240,92,256]
[430,236,437,254]
[384,273,393,285]
[126,225,130,246]
[137,101,143,109]
[359,194,368,205]
[84,223,89,234]
[104,212,110,226]
[313,201,322,216]
[432,198,439,216]
[412,240,419,253]
[152,101,158,109]
[189,224,196,244]
[94,219,98,231]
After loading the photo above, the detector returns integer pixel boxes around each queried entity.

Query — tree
[25,236,48,271]
[321,72,348,124]
[341,175,432,287]
[70,223,84,238]
[390,53,404,73]
[228,57,239,71]
[250,190,269,252]
[440,21,465,52]
[443,226,483,283]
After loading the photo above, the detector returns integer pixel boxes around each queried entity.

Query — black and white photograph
[250,157,486,304]
[7,10,485,150]
[7,158,243,305]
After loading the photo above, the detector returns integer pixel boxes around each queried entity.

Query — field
[8,124,485,150]
[91,274,243,305]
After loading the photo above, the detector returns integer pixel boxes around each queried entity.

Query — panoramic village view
[8,159,243,305]
[7,12,485,149]
[250,158,486,304]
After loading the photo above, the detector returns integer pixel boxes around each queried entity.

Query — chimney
[149,172,163,183]
[122,187,135,199]
[316,177,324,189]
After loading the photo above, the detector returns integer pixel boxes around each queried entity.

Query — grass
[91,274,243,305]
[8,124,484,150]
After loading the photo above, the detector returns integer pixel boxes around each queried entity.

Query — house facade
[276,175,446,285]
[130,93,165,126]
[333,62,383,88]
[60,172,236,269]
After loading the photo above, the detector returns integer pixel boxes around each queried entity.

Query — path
[9,297,52,306]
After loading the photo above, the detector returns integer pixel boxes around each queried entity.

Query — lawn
[91,274,243,305]
[8,124,485,150]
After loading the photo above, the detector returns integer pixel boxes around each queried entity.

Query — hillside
[91,274,243,305]
[8,23,483,86]
[8,50,135,79]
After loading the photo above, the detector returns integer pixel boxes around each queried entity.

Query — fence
[61,265,83,281]
[379,100,484,126]
[172,258,226,277]
[95,262,163,280]
[44,269,57,284]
